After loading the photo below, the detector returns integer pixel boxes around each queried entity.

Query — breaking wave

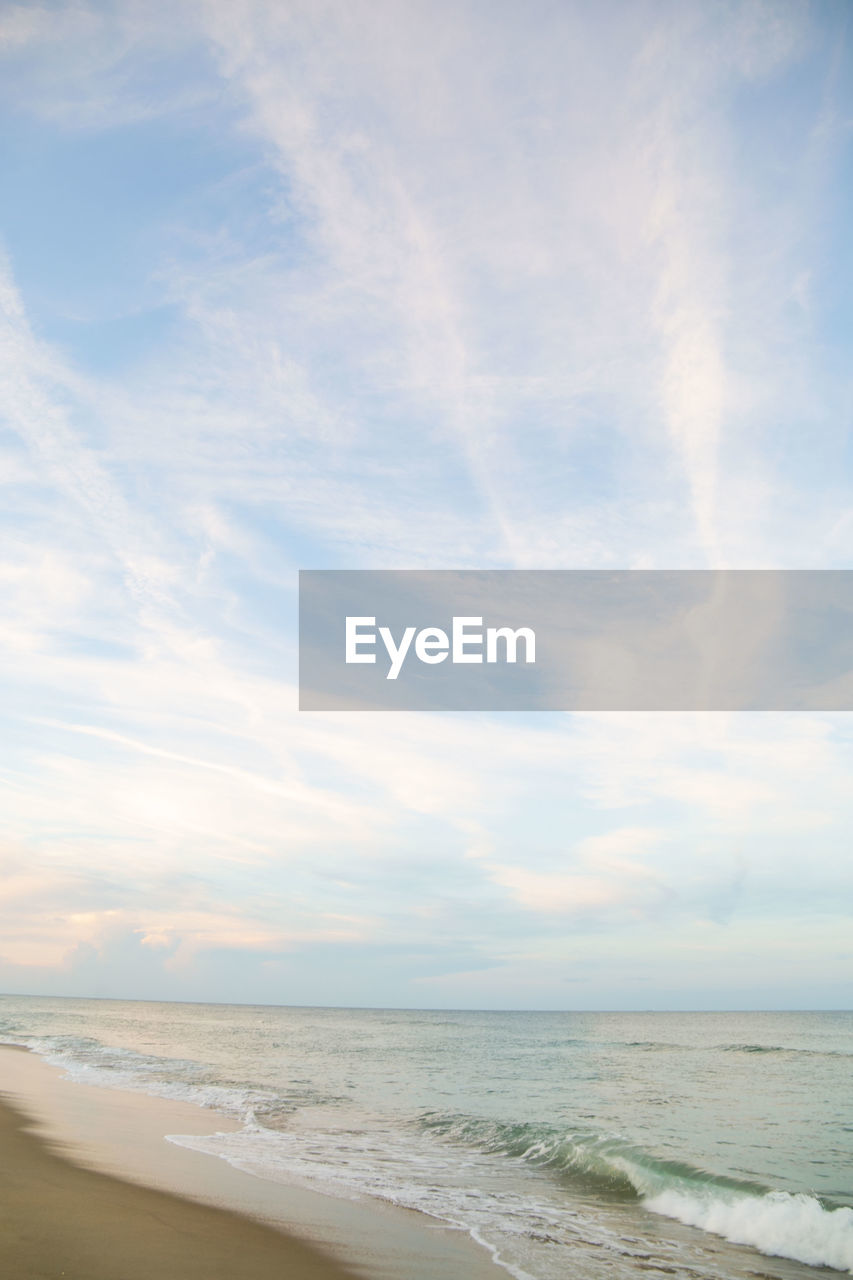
[420,1113,853,1273]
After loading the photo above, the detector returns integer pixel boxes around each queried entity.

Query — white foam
[646,1188,853,1273]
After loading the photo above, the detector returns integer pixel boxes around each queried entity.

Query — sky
[0,0,851,1010]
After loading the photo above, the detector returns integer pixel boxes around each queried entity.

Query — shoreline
[0,1045,507,1280]
[0,1087,356,1280]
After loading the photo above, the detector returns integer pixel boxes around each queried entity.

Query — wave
[0,1031,322,1129]
[420,1113,853,1273]
[647,1188,853,1272]
[717,1043,852,1059]
[419,1113,766,1197]
[721,1044,788,1054]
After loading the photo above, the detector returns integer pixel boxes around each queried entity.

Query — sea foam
[645,1188,853,1273]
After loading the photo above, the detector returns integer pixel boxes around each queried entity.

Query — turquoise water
[1,998,851,1280]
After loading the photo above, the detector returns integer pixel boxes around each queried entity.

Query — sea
[1,997,851,1280]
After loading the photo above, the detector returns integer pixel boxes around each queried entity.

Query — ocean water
[1,998,851,1280]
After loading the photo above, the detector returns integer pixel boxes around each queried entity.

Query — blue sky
[0,0,851,1009]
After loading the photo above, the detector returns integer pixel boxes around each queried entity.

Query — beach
[0,1043,506,1280]
[0,1087,355,1280]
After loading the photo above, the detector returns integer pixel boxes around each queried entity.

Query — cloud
[485,825,671,919]
[0,1,219,128]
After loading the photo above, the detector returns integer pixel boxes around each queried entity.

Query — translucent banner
[298,570,853,711]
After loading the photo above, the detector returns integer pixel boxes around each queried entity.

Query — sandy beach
[0,1089,358,1280]
[0,1045,506,1280]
